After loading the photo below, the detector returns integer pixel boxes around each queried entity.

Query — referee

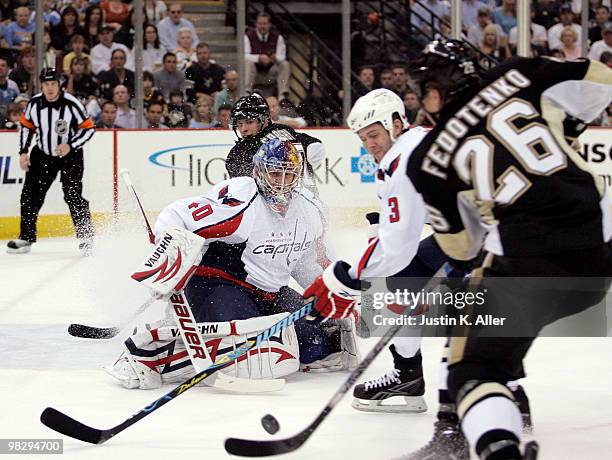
[7,68,95,255]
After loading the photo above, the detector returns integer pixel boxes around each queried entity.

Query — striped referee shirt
[19,91,95,156]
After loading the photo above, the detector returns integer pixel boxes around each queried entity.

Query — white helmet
[347,88,408,141]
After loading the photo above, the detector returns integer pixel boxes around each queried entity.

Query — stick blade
[224,435,306,457]
[40,407,107,444]
[68,323,120,339]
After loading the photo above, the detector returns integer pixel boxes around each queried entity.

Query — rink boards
[0,127,610,239]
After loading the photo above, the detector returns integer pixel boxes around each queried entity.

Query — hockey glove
[304,261,362,320]
[365,212,379,242]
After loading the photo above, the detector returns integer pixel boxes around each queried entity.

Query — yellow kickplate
[0,213,113,239]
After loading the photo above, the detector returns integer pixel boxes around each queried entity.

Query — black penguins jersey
[226,123,324,178]
[407,57,612,260]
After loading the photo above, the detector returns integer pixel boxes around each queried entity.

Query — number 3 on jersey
[189,202,213,221]
[388,197,400,223]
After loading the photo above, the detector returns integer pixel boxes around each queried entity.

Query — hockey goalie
[105,139,360,389]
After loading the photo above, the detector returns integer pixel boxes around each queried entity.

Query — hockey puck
[261,414,280,434]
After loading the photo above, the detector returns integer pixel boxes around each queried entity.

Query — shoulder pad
[209,177,258,206]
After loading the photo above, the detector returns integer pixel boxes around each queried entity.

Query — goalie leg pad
[103,344,162,390]
[106,314,300,387]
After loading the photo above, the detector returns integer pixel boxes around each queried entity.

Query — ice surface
[1,225,611,459]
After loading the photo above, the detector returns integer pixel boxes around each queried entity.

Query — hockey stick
[68,295,158,339]
[224,323,401,457]
[67,169,156,338]
[120,168,155,244]
[224,268,447,457]
[40,299,314,444]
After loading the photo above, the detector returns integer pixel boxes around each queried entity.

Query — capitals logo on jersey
[252,230,314,262]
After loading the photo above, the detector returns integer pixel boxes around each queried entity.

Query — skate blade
[351,396,427,413]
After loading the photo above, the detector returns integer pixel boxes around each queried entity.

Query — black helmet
[230,94,270,137]
[408,39,485,101]
[39,67,61,82]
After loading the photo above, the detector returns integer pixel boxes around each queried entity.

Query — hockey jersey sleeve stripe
[387,156,400,176]
[356,237,379,279]
[196,212,244,239]
[194,193,256,239]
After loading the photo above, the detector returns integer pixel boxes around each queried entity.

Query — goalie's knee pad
[106,313,300,387]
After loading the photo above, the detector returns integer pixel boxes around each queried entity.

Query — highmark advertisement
[0,127,610,238]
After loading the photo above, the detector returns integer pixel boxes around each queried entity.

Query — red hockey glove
[303,261,362,320]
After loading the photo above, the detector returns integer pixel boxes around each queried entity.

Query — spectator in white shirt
[142,23,165,73]
[145,0,167,25]
[112,84,136,128]
[157,2,199,52]
[508,5,547,50]
[244,13,291,99]
[468,7,505,47]
[588,22,612,60]
[548,4,582,52]
[90,26,130,76]
[461,0,488,30]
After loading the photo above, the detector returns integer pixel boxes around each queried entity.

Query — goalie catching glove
[304,261,363,320]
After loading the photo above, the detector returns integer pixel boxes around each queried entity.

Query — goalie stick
[40,299,314,444]
[224,267,447,457]
[68,295,157,339]
[120,168,155,244]
[67,169,156,339]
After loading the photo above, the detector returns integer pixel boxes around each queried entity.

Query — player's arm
[539,59,612,123]
[225,141,257,178]
[19,100,35,153]
[407,153,482,268]
[292,228,336,289]
[295,132,326,169]
[66,96,95,150]
[292,195,336,288]
[349,174,427,279]
[154,179,256,244]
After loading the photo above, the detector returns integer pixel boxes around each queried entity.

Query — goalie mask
[253,139,303,215]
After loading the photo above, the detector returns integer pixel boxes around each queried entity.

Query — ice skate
[353,346,426,413]
[393,412,469,460]
[6,239,32,254]
[78,237,93,256]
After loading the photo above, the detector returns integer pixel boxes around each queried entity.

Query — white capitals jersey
[154,177,335,293]
[348,127,430,279]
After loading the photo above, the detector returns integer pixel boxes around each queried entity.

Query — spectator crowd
[352,0,612,128]
[0,0,236,130]
[0,0,610,130]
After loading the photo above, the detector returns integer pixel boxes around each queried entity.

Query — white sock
[392,336,422,358]
[461,396,522,451]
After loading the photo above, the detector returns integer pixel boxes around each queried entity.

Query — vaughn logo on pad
[131,226,207,296]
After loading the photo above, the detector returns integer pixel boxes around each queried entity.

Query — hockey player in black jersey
[225,94,325,191]
[401,40,612,460]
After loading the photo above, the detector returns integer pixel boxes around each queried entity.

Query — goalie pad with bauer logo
[104,312,300,389]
